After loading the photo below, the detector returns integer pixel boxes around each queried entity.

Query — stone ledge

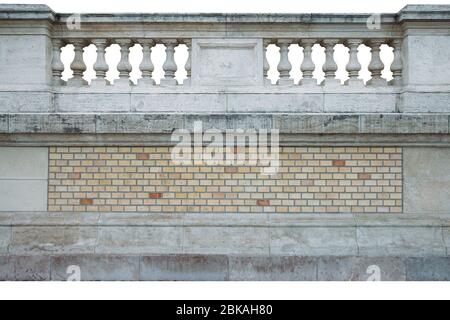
[1,254,449,281]
[0,212,449,228]
[0,113,449,135]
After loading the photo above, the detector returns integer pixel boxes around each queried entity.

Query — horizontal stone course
[0,113,448,135]
[1,254,450,281]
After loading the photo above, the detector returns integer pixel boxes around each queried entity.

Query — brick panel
[48,147,403,213]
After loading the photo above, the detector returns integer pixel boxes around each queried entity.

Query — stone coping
[0,212,449,227]
[1,4,450,23]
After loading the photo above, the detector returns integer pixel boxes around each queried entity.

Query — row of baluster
[51,38,191,87]
[51,38,402,87]
[265,38,402,87]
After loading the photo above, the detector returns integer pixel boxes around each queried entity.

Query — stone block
[140,255,229,281]
[0,256,14,281]
[0,180,47,212]
[361,114,448,134]
[55,93,131,112]
[96,226,183,254]
[227,94,323,113]
[95,114,184,134]
[0,92,52,113]
[406,257,450,281]
[9,114,96,134]
[273,114,359,134]
[404,147,450,214]
[229,256,317,281]
[318,257,407,281]
[183,227,269,255]
[270,227,357,256]
[0,114,7,133]
[0,256,50,281]
[357,227,446,256]
[132,93,226,113]
[324,93,397,113]
[400,92,450,113]
[10,227,97,254]
[51,255,140,281]
[0,147,48,179]
[0,227,10,254]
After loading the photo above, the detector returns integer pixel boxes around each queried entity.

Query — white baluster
[139,39,155,86]
[345,39,364,86]
[115,39,133,86]
[321,39,340,86]
[277,39,293,86]
[161,39,178,86]
[300,39,317,86]
[263,39,272,85]
[390,39,403,86]
[91,39,110,87]
[184,39,192,86]
[367,39,387,86]
[68,39,87,86]
[51,39,65,86]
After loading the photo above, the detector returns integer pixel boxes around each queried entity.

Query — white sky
[1,0,449,13]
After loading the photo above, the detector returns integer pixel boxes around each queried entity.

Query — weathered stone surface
[0,147,48,179]
[132,94,226,113]
[357,227,446,256]
[444,228,450,254]
[0,92,51,113]
[400,92,450,113]
[192,39,263,86]
[270,227,357,256]
[273,114,359,134]
[96,226,183,254]
[0,256,51,281]
[0,114,7,133]
[10,227,97,254]
[95,114,184,134]
[404,147,450,214]
[184,114,273,131]
[318,257,407,281]
[55,93,131,113]
[9,114,96,134]
[361,114,449,134]
[229,256,317,281]
[51,255,140,281]
[0,180,47,212]
[183,227,269,255]
[0,227,10,254]
[324,93,397,113]
[13,256,50,281]
[406,257,450,281]
[140,255,229,281]
[227,94,322,113]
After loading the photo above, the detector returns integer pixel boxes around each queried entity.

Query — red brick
[137,153,149,160]
[332,160,346,167]
[149,193,162,199]
[358,173,371,180]
[225,167,238,174]
[257,200,270,206]
[69,173,81,179]
[80,199,93,205]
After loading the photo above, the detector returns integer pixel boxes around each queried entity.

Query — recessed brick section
[48,147,403,213]
[332,160,346,167]
[257,200,270,206]
[80,199,93,205]
[137,153,149,160]
[225,167,238,174]
[358,173,372,180]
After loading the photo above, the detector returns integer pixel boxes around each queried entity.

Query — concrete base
[1,254,449,281]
